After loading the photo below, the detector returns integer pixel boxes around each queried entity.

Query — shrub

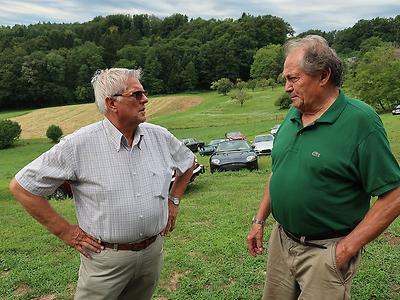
[275,92,292,109]
[210,78,234,95]
[0,119,22,149]
[46,125,63,143]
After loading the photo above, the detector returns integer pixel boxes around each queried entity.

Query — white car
[392,105,400,115]
[270,124,281,136]
[252,134,274,156]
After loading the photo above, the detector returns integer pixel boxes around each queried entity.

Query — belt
[282,228,352,249]
[101,235,158,251]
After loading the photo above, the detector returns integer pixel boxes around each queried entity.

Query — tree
[46,125,63,143]
[210,78,233,95]
[231,89,250,107]
[181,61,198,91]
[0,119,21,149]
[250,44,284,81]
[246,79,257,92]
[344,43,400,111]
[143,48,164,94]
[274,92,292,109]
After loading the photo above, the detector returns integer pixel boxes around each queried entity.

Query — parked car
[252,134,274,156]
[209,139,258,173]
[270,124,281,136]
[49,181,73,200]
[181,138,205,152]
[225,131,246,140]
[392,105,400,115]
[50,159,205,200]
[170,158,205,188]
[199,138,231,156]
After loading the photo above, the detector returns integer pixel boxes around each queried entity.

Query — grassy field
[0,88,399,299]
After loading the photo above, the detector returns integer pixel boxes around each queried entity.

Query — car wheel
[51,186,69,200]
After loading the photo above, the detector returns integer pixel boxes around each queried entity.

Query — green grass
[1,89,399,299]
[0,110,33,120]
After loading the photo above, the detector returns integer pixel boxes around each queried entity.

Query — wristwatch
[168,194,180,205]
[252,216,265,225]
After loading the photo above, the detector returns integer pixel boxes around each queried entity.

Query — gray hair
[284,35,343,87]
[91,68,142,114]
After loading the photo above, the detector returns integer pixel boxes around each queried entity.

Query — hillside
[11,95,202,139]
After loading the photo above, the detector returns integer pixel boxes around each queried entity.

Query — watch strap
[252,216,265,225]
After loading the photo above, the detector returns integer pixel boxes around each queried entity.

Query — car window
[254,135,274,142]
[216,140,250,152]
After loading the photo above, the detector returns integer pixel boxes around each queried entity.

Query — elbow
[9,178,17,195]
[9,178,22,201]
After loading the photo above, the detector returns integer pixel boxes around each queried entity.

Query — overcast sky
[0,0,399,34]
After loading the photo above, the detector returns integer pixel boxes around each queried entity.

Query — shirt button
[139,233,143,237]
[132,172,137,175]
[136,193,141,197]
[139,215,143,219]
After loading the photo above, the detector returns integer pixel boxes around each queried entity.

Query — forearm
[255,175,272,221]
[169,161,195,198]
[9,178,71,238]
[341,187,400,257]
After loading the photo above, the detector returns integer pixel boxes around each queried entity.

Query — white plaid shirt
[15,118,194,243]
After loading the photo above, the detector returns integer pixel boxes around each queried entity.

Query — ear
[319,68,331,86]
[105,96,117,112]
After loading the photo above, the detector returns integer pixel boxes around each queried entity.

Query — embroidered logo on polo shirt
[311,151,320,158]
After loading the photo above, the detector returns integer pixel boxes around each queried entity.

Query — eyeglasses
[112,90,148,101]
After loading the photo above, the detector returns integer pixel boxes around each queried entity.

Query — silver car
[270,124,281,136]
[252,134,274,156]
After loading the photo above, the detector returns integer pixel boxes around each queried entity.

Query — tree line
[0,13,399,111]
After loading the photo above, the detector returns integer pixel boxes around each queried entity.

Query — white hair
[91,68,142,114]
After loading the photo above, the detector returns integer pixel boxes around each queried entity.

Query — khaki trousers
[262,224,361,300]
[74,235,164,300]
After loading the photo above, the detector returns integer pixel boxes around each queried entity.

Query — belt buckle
[113,243,118,251]
[300,236,306,245]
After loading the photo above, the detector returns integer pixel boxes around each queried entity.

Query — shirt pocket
[149,169,172,200]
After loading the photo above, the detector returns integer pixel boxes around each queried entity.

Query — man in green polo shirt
[247,35,400,299]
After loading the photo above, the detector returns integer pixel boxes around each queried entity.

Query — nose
[284,80,293,93]
[140,94,149,103]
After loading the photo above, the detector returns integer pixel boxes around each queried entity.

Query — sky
[0,0,399,34]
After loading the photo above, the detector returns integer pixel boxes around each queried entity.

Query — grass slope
[1,88,399,299]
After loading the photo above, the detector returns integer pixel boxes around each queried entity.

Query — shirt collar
[290,89,348,125]
[102,118,144,152]
[132,126,144,150]
[317,89,347,124]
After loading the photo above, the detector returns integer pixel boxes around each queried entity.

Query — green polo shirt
[270,90,400,236]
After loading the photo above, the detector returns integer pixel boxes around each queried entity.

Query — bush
[0,119,22,149]
[46,125,63,143]
[275,92,292,109]
[210,78,234,95]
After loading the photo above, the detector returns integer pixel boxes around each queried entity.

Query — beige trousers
[262,224,361,300]
[74,235,164,300]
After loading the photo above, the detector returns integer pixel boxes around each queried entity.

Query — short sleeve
[166,132,195,175]
[15,137,76,197]
[356,128,400,197]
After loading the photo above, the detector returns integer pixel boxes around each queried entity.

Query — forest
[0,13,399,111]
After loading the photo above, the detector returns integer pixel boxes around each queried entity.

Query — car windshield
[216,140,251,152]
[254,135,274,142]
[226,131,241,136]
[209,139,227,145]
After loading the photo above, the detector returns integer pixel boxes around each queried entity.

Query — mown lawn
[0,89,399,299]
